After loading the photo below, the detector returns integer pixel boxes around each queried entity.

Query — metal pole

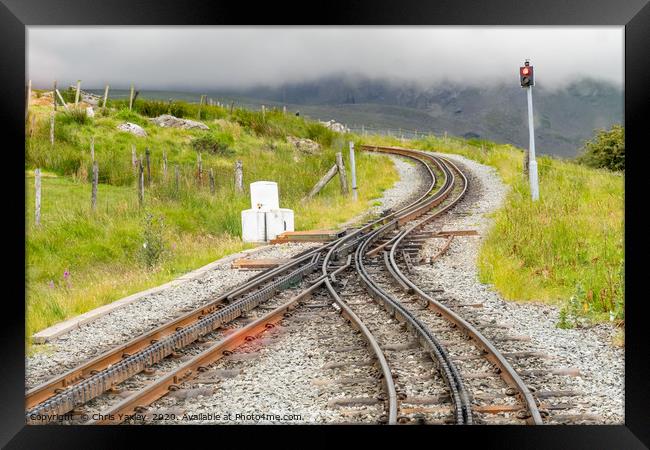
[349,141,358,201]
[526,86,539,201]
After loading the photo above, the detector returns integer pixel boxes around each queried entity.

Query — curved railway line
[26,145,544,425]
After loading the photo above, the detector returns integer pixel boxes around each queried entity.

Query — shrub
[138,213,167,268]
[135,99,189,118]
[576,124,624,171]
[191,130,235,156]
[59,107,90,125]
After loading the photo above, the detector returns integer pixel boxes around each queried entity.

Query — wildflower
[63,269,70,280]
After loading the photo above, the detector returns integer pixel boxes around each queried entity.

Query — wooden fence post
[129,84,135,111]
[49,111,55,147]
[261,105,265,119]
[90,137,95,162]
[74,80,81,106]
[349,142,358,201]
[138,161,144,207]
[55,89,70,111]
[102,84,110,109]
[523,148,530,176]
[303,164,339,202]
[230,101,234,114]
[29,114,35,139]
[234,160,243,194]
[131,144,137,168]
[53,80,57,111]
[197,152,203,185]
[35,168,41,226]
[209,168,215,194]
[145,147,151,187]
[335,152,349,195]
[162,150,167,180]
[283,105,286,115]
[91,161,98,211]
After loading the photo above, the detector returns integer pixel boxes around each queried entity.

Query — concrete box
[265,208,295,241]
[250,181,280,211]
[241,209,267,243]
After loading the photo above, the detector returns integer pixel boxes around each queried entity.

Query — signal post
[520,60,539,201]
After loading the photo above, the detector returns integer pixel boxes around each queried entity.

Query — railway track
[26,145,543,425]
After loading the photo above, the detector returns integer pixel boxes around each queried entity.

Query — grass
[25,103,397,341]
[362,134,624,325]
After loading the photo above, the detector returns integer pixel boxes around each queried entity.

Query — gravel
[411,153,624,424]
[26,153,430,391]
[339,154,428,229]
[26,242,321,389]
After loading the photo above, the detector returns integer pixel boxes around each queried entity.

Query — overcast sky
[27,26,624,91]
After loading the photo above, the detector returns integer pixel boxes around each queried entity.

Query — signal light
[520,62,534,88]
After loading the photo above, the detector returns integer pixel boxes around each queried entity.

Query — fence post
[138,161,144,207]
[234,160,243,194]
[523,148,530,176]
[50,111,55,147]
[349,142,358,201]
[261,105,265,120]
[209,168,215,194]
[74,80,81,106]
[29,114,35,139]
[91,161,98,211]
[90,136,95,162]
[131,144,137,169]
[102,84,110,109]
[162,150,167,180]
[53,80,57,111]
[129,84,135,111]
[145,147,151,187]
[198,95,205,120]
[197,152,203,185]
[335,152,348,195]
[35,168,41,226]
[283,105,286,115]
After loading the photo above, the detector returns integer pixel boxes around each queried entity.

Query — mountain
[217,76,623,158]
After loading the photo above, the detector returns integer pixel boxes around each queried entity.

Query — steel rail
[26,253,323,422]
[26,146,434,421]
[88,258,353,425]
[385,154,544,425]
[353,153,473,424]
[26,243,336,410]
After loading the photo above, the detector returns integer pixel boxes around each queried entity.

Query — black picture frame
[1,0,648,447]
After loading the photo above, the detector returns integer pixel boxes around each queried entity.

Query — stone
[319,119,350,133]
[86,106,95,118]
[149,114,209,130]
[286,136,321,154]
[117,122,147,137]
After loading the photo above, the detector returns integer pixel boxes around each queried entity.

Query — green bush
[59,108,91,125]
[191,130,236,156]
[138,213,167,268]
[576,125,624,171]
[135,99,189,118]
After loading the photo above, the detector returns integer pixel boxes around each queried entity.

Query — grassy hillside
[25,95,398,338]
[362,134,624,326]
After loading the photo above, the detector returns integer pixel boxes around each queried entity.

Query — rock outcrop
[320,119,349,133]
[117,122,147,137]
[286,136,321,154]
[149,114,209,130]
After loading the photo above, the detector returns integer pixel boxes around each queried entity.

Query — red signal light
[522,67,530,75]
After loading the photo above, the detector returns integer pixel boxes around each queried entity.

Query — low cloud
[27,26,624,90]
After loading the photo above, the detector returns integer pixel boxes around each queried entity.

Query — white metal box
[265,208,295,241]
[241,209,267,243]
[250,181,279,211]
